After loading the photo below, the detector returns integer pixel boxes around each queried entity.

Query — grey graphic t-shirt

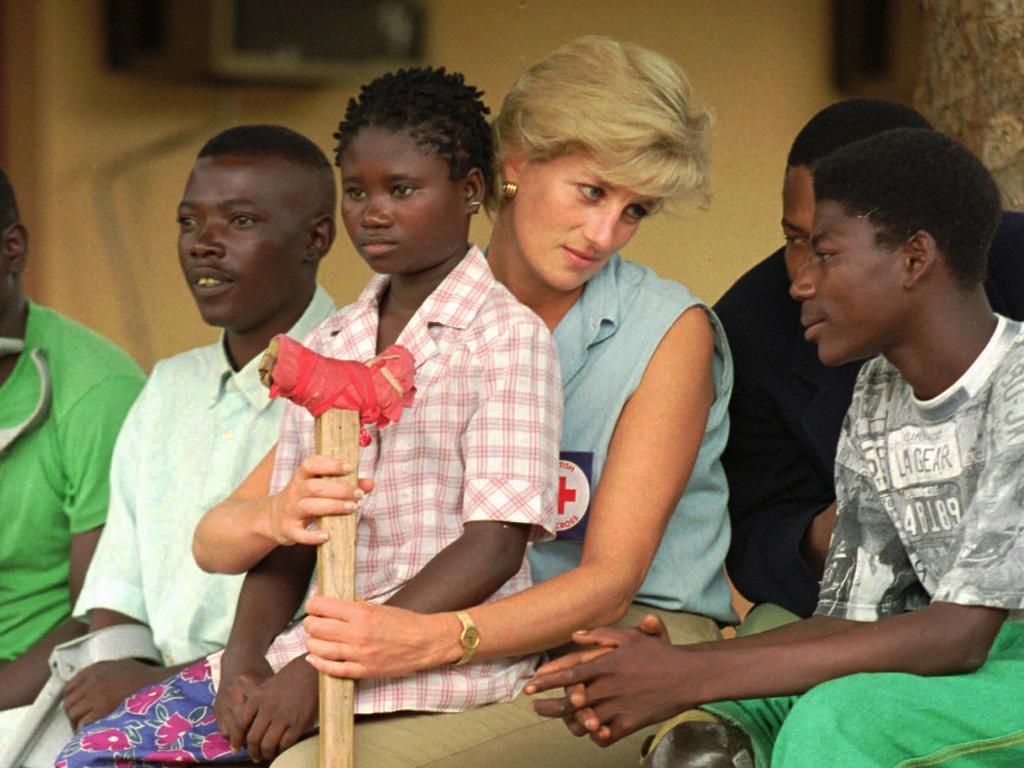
[817,316,1024,623]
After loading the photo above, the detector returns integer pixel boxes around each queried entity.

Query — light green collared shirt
[74,286,335,665]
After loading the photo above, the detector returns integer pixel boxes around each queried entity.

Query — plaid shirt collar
[344,244,490,328]
[321,245,492,369]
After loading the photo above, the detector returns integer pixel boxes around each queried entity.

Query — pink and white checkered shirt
[210,246,562,713]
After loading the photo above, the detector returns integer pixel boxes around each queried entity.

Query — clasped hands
[524,614,700,746]
[214,650,319,762]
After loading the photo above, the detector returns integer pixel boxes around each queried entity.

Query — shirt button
[223,431,234,443]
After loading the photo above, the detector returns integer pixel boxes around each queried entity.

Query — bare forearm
[0,618,87,709]
[192,446,287,574]
[689,604,1006,708]
[193,496,279,574]
[306,542,666,677]
[387,522,529,614]
[226,545,316,655]
[303,523,543,677]
[454,558,639,661]
[193,451,368,574]
[523,606,1008,728]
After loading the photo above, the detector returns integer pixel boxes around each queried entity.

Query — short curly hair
[333,67,493,204]
[0,166,19,231]
[813,128,1001,288]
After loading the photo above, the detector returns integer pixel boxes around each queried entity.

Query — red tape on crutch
[265,334,416,445]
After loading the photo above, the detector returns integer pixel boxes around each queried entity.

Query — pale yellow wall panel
[13,0,837,369]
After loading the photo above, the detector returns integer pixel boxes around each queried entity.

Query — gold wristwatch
[454,610,481,665]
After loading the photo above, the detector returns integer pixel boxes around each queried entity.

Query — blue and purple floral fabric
[57,661,243,767]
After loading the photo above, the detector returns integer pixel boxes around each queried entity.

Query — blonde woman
[285,36,736,767]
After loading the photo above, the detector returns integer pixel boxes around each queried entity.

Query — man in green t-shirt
[0,166,145,710]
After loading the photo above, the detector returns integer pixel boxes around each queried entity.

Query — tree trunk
[915,0,1024,210]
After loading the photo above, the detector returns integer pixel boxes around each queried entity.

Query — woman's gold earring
[501,181,518,200]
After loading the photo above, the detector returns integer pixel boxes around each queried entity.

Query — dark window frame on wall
[106,0,425,84]
[832,0,922,102]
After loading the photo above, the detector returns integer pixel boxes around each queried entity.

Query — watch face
[464,626,481,649]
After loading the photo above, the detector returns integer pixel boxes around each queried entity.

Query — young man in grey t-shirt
[820,316,1024,622]
[526,128,1024,768]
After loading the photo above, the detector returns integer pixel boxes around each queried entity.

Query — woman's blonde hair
[492,35,712,209]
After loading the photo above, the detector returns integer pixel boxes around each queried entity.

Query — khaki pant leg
[272,692,661,768]
[271,605,720,768]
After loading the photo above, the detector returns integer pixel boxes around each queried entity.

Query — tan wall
[5,0,838,370]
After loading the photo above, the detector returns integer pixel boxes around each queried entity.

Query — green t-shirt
[0,302,144,661]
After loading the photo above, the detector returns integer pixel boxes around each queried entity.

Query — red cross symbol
[558,475,577,516]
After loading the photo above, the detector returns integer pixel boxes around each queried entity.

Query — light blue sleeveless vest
[527,254,738,624]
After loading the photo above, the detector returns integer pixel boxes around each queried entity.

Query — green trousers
[271,604,721,768]
[705,620,1024,767]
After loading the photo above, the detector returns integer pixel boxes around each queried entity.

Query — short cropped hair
[198,125,332,171]
[787,99,931,169]
[492,35,712,208]
[813,128,1001,288]
[0,166,19,231]
[333,67,493,205]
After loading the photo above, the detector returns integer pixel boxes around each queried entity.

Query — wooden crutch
[259,335,415,768]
